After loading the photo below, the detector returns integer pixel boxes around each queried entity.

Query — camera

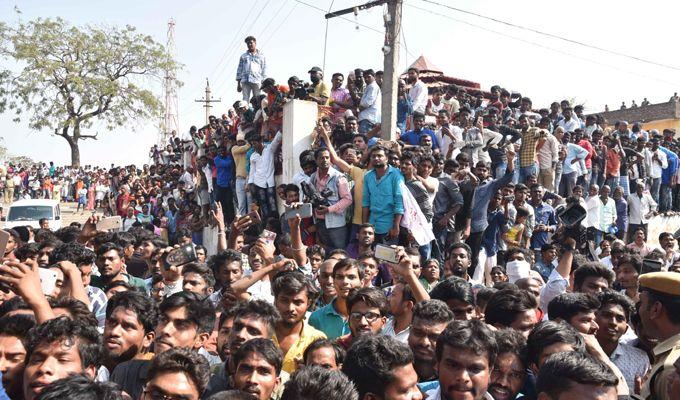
[292,81,315,100]
[301,181,332,209]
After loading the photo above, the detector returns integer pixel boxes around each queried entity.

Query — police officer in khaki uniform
[638,272,680,400]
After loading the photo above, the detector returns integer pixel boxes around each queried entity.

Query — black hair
[484,289,538,327]
[54,226,82,243]
[616,251,643,274]
[49,297,99,328]
[159,291,216,334]
[106,290,158,333]
[205,391,256,400]
[342,335,414,399]
[232,299,280,337]
[526,320,585,367]
[475,287,498,310]
[445,242,472,259]
[436,319,497,365]
[272,271,316,299]
[347,287,389,316]
[596,290,635,321]
[411,299,454,324]
[547,293,600,322]
[14,242,40,262]
[208,249,243,278]
[430,277,475,306]
[573,262,615,291]
[33,374,126,400]
[233,338,283,375]
[505,247,531,262]
[495,328,527,367]
[536,352,618,398]
[332,258,364,279]
[281,365,358,400]
[50,242,96,266]
[25,316,101,369]
[147,347,211,396]
[96,242,125,259]
[113,231,136,249]
[104,280,134,294]
[303,338,346,366]
[182,262,217,290]
[305,245,326,259]
[0,314,36,346]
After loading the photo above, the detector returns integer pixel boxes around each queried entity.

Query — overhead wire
[293,0,384,35]
[419,0,680,73]
[406,3,680,87]
[210,0,276,106]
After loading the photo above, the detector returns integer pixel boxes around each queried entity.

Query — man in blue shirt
[529,183,557,253]
[214,146,235,224]
[468,147,516,278]
[236,36,266,101]
[362,145,404,244]
[400,112,439,150]
[659,145,678,212]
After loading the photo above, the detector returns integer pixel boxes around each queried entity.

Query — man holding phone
[309,148,352,250]
[362,145,404,245]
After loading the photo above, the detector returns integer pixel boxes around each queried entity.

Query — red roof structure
[401,55,490,97]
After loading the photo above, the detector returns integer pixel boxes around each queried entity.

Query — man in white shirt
[626,180,657,242]
[435,109,463,158]
[557,106,580,133]
[593,185,617,246]
[179,167,195,193]
[645,137,668,203]
[358,69,381,134]
[407,67,428,115]
[536,131,560,191]
[248,130,282,219]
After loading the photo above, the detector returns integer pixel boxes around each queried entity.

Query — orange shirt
[606,148,621,177]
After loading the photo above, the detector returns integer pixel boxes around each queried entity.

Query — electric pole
[195,79,221,125]
[326,0,402,140]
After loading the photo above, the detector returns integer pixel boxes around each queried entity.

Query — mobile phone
[375,244,399,264]
[38,268,58,296]
[96,216,122,231]
[285,203,313,220]
[165,244,198,268]
[260,229,277,246]
[0,230,10,257]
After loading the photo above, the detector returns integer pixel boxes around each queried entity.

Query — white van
[2,199,62,230]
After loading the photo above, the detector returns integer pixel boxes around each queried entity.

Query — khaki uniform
[642,331,680,399]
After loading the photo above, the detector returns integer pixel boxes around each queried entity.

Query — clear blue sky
[2,0,680,166]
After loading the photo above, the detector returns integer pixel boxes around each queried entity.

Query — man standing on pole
[236,36,266,102]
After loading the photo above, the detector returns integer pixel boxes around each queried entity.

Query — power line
[419,0,680,73]
[406,3,680,87]
[257,0,289,39]
[262,2,298,45]
[323,0,336,72]
[293,0,384,35]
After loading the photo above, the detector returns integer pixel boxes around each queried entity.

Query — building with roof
[592,100,680,135]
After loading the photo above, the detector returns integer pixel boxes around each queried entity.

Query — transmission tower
[161,18,179,146]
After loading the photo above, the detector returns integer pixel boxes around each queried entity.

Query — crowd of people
[0,34,679,400]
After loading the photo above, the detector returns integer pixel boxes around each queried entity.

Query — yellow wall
[641,118,680,134]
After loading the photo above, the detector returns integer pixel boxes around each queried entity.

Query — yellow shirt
[312,81,331,106]
[349,166,366,225]
[231,143,251,178]
[273,319,326,373]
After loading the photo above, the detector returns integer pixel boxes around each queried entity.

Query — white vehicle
[2,199,62,230]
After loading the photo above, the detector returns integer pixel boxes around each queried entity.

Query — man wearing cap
[638,272,680,400]
[308,67,330,106]
[236,36,266,102]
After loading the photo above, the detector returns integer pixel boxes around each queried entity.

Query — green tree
[0,17,178,166]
